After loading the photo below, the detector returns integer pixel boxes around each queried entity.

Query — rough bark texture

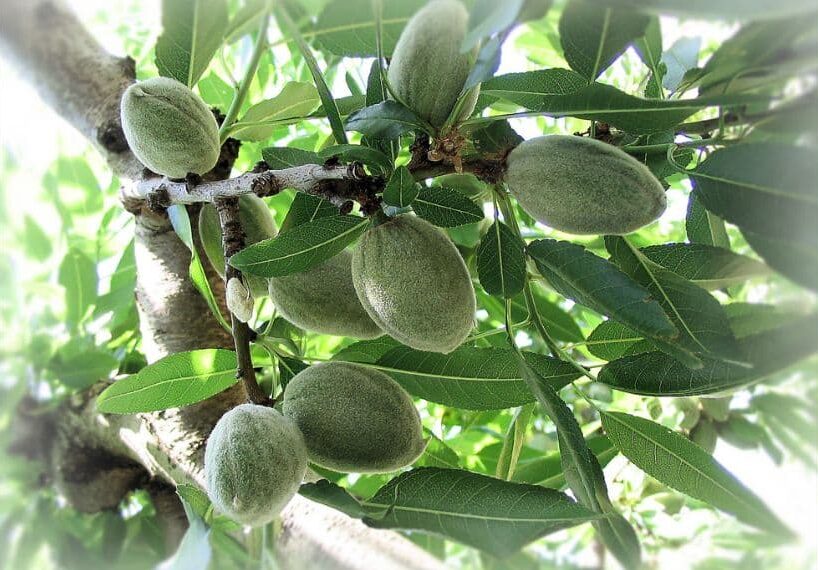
[0,1,444,568]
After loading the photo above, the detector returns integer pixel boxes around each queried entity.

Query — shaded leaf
[640,243,769,290]
[661,37,700,92]
[346,101,430,139]
[413,186,485,228]
[375,347,581,410]
[280,193,338,232]
[312,0,427,57]
[605,236,744,368]
[463,0,525,52]
[470,120,524,156]
[559,1,650,81]
[527,239,677,343]
[477,221,527,298]
[54,350,119,390]
[230,215,369,278]
[261,147,323,170]
[480,69,762,133]
[586,321,654,361]
[686,191,730,248]
[96,350,238,414]
[382,166,420,208]
[519,355,642,568]
[598,315,818,396]
[602,411,793,538]
[363,468,600,558]
[319,144,394,174]
[595,0,818,20]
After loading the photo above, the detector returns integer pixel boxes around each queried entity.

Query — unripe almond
[505,135,667,235]
[121,77,220,179]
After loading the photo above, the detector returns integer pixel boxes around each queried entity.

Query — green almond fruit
[505,135,667,235]
[283,362,427,473]
[387,0,477,129]
[121,77,220,179]
[199,194,277,296]
[352,215,476,353]
[268,251,383,339]
[204,404,307,527]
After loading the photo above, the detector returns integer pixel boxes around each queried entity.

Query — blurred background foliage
[1,0,816,569]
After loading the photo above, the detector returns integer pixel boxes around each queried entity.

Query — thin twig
[214,198,270,406]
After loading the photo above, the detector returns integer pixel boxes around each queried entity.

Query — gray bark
[0,1,444,568]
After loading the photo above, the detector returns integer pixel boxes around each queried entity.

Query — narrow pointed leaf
[527,239,678,342]
[230,215,369,277]
[480,69,763,133]
[261,147,323,170]
[362,468,600,558]
[346,101,429,139]
[155,0,228,87]
[640,243,769,290]
[412,186,485,228]
[598,315,818,396]
[519,355,642,569]
[477,221,527,298]
[559,1,651,81]
[375,347,581,410]
[382,166,420,208]
[96,350,238,414]
[601,411,793,538]
[586,321,654,361]
[280,193,338,231]
[232,82,320,141]
[605,236,744,367]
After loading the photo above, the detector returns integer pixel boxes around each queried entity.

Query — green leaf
[412,186,485,228]
[346,101,430,139]
[686,191,730,249]
[605,236,744,368]
[21,215,52,261]
[155,0,228,87]
[231,82,321,141]
[470,120,524,156]
[319,144,394,174]
[363,468,600,558]
[167,205,231,332]
[160,497,212,569]
[311,0,426,57]
[416,430,461,469]
[230,215,369,278]
[96,349,238,414]
[375,347,581,410]
[299,479,369,519]
[382,166,420,208]
[586,320,654,361]
[507,289,585,344]
[277,5,347,145]
[633,18,664,98]
[333,336,402,364]
[279,193,338,232]
[595,0,818,20]
[601,411,793,538]
[527,239,678,343]
[53,350,119,390]
[661,36,700,92]
[462,0,525,52]
[640,243,769,290]
[519,355,642,569]
[559,1,650,81]
[261,147,323,170]
[691,144,818,245]
[59,248,97,328]
[480,69,763,133]
[743,228,818,291]
[597,315,818,396]
[477,221,527,298]
[224,0,266,43]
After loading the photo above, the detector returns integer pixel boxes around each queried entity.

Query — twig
[214,198,270,406]
[122,162,379,210]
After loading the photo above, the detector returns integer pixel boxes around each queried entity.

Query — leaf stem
[219,13,271,144]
